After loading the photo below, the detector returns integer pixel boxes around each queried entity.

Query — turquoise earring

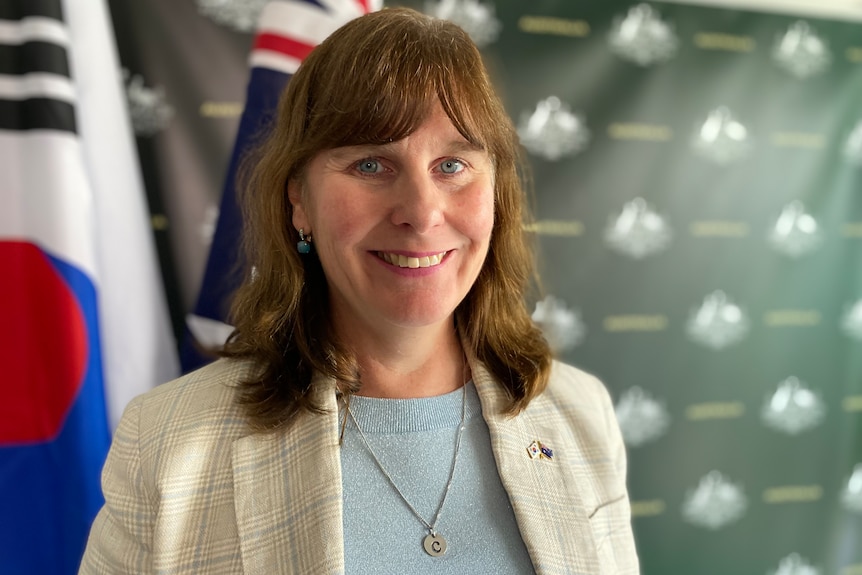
[297,228,312,254]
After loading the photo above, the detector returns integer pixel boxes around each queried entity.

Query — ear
[287,178,309,232]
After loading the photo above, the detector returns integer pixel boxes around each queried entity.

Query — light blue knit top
[339,382,536,574]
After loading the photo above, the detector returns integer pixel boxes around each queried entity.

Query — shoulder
[132,358,253,418]
[84,359,259,572]
[541,359,615,414]
[116,358,258,457]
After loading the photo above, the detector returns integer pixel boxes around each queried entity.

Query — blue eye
[357,159,381,174]
[440,159,463,174]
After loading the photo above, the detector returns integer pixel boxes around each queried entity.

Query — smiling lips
[377,251,448,269]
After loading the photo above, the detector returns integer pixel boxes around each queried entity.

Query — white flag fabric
[64,0,179,427]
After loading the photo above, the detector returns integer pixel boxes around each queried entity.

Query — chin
[382,306,458,330]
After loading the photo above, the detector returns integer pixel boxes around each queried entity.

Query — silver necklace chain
[345,382,467,557]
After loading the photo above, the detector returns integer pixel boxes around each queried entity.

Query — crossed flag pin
[527,440,554,461]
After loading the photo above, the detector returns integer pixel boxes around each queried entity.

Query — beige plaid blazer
[79,357,639,575]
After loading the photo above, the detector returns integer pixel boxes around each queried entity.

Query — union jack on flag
[183,0,383,370]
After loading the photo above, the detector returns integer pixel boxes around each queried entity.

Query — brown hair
[222,7,551,430]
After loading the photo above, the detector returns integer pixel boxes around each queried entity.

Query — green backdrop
[398,1,862,573]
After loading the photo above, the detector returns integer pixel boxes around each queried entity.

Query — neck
[337,320,467,399]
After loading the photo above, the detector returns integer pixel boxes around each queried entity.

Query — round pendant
[423,532,447,557]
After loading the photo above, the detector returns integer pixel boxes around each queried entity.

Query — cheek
[310,194,353,236]
[309,192,376,258]
[468,186,496,245]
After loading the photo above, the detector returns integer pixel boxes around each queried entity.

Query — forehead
[325,102,488,158]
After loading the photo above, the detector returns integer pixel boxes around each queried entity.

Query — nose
[390,171,445,233]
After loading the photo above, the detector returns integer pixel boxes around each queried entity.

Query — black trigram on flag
[0,0,77,133]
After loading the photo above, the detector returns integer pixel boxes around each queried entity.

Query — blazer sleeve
[78,396,154,574]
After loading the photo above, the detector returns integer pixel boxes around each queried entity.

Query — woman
[80,8,638,575]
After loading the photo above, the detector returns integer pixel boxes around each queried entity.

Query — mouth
[376,251,448,269]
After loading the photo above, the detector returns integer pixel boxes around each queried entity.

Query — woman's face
[289,101,495,340]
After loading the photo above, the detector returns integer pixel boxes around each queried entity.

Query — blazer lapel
[471,360,601,575]
[232,374,344,575]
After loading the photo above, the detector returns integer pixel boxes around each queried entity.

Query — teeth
[379,251,446,268]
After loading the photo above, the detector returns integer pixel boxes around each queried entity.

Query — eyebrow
[329,139,486,159]
[445,140,487,155]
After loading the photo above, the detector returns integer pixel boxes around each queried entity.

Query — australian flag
[0,0,177,573]
[182,0,381,371]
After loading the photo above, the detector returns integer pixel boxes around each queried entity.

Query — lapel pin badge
[527,440,554,460]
